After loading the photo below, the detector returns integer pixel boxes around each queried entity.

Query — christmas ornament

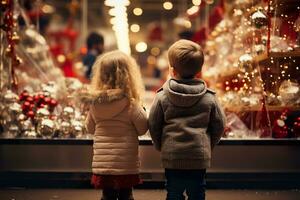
[278,81,300,105]
[36,108,50,121]
[3,90,18,103]
[62,106,75,121]
[37,119,56,138]
[71,120,84,138]
[238,54,253,72]
[60,121,72,138]
[251,10,268,28]
[272,109,290,138]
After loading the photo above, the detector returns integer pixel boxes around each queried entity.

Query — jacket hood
[79,89,128,119]
[163,78,207,107]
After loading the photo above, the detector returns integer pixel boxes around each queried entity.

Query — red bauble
[44,97,51,105]
[38,103,46,108]
[19,90,29,101]
[22,101,31,112]
[26,96,34,103]
[27,110,35,119]
[50,99,58,107]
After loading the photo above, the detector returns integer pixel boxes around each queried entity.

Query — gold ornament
[5,45,13,57]
[11,32,20,43]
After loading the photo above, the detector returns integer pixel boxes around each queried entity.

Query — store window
[0,0,299,140]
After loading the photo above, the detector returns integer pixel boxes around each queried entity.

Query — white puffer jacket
[84,89,148,175]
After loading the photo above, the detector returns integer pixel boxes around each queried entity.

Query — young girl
[81,50,148,200]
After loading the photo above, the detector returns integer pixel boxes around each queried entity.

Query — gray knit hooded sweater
[149,78,226,169]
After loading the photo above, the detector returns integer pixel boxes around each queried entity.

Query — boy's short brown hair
[168,39,204,79]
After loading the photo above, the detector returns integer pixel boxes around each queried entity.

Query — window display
[0,0,299,141]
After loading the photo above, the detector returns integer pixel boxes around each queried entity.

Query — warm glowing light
[57,54,66,63]
[150,47,160,56]
[105,0,130,6]
[42,4,55,14]
[163,1,173,10]
[130,24,140,32]
[147,56,156,65]
[192,0,201,6]
[187,6,199,16]
[135,42,147,52]
[105,0,131,54]
[133,7,143,16]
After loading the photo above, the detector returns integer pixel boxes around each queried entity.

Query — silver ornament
[8,124,19,138]
[71,120,84,138]
[3,90,19,104]
[37,119,55,138]
[9,102,22,114]
[60,121,72,137]
[62,106,75,121]
[36,108,50,122]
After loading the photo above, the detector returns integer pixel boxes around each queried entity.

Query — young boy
[149,39,226,200]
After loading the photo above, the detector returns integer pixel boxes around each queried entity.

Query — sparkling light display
[105,0,131,55]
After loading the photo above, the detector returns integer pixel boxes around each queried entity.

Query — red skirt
[91,174,142,189]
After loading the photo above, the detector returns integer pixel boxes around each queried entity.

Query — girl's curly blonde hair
[89,50,144,104]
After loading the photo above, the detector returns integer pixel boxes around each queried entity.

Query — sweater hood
[79,89,128,119]
[163,78,207,107]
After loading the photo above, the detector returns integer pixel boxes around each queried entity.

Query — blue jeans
[165,169,206,200]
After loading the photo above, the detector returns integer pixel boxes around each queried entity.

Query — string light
[130,24,140,32]
[163,1,173,10]
[133,7,143,16]
[105,0,131,54]
[192,0,201,6]
[135,42,147,52]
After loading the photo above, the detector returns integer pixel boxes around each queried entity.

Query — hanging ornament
[251,10,268,29]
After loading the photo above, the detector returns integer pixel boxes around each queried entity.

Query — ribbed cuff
[162,159,210,169]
